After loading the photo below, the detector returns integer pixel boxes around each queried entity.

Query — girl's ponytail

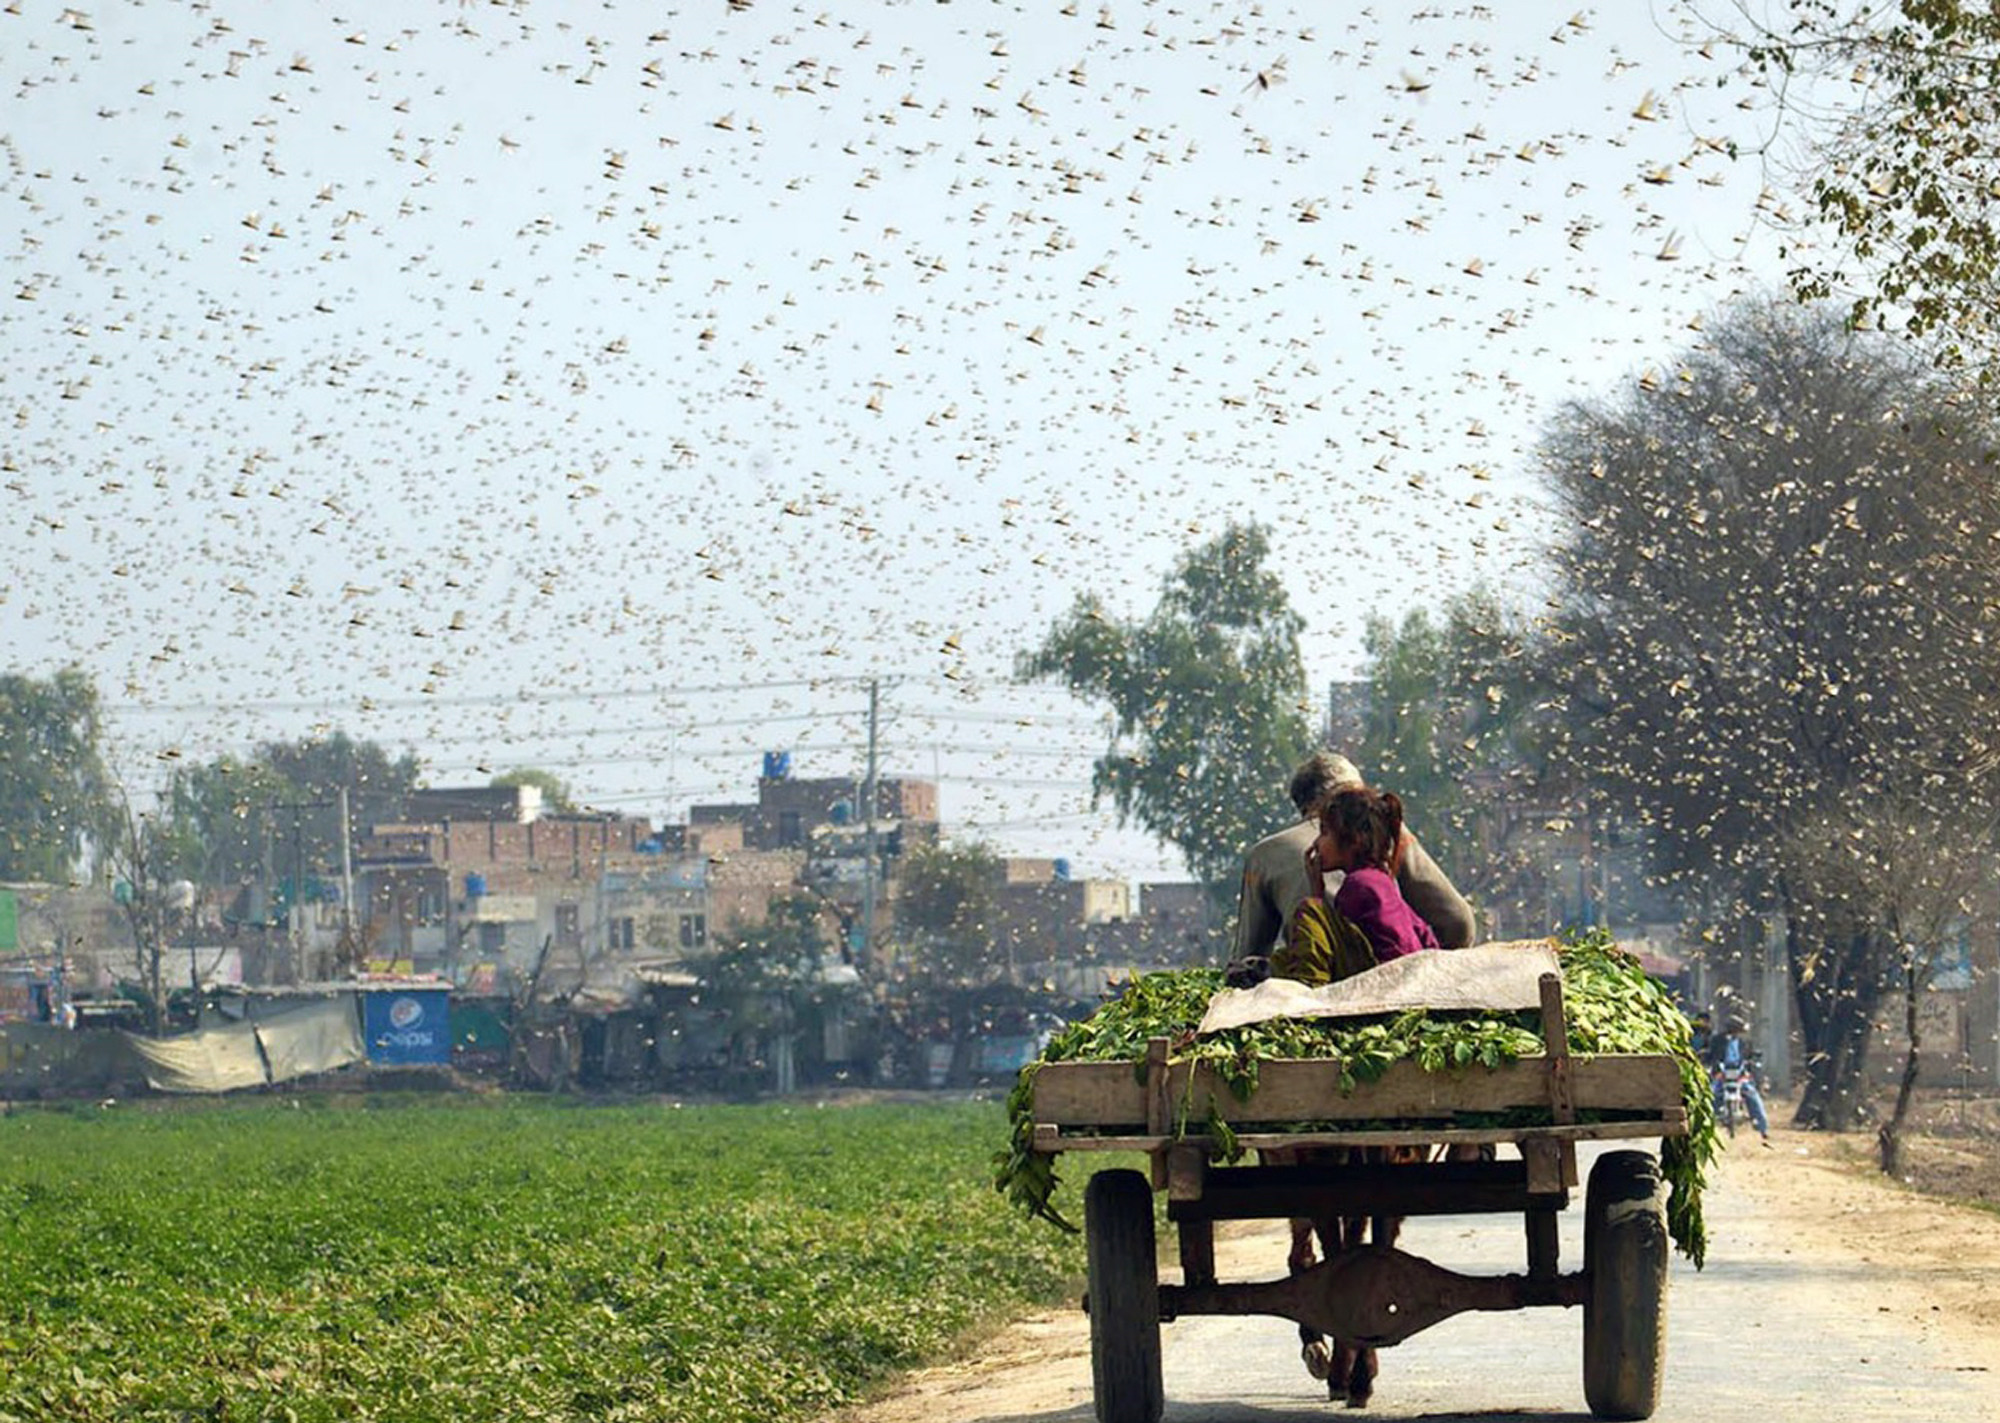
[1378,790,1407,875]
[1378,789,1405,845]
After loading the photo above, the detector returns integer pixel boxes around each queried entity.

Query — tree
[1534,297,2000,1129]
[490,768,576,814]
[1742,2,2000,372]
[891,838,1007,1086]
[100,798,186,1036]
[257,731,420,867]
[1357,589,1544,886]
[155,757,295,890]
[157,733,419,915]
[1018,522,1314,906]
[0,667,116,882]
[1777,796,1993,1172]
[895,838,1004,982]
[694,892,836,1093]
[1360,608,1449,807]
[1870,812,1991,1176]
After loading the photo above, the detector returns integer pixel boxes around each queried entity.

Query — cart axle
[1158,1245,1586,1348]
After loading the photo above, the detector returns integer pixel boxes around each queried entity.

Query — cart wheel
[1583,1150,1668,1421]
[1085,1168,1163,1423]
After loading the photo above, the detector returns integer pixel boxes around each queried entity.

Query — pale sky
[1,1,1811,881]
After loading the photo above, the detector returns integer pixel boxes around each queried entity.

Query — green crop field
[0,1095,1112,1423]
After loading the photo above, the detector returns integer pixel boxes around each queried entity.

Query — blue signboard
[361,989,452,1065]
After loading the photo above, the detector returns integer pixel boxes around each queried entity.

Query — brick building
[354,775,893,993]
[690,772,939,852]
[355,793,662,978]
[990,859,1131,973]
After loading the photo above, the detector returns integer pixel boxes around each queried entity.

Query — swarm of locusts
[996,930,1718,1266]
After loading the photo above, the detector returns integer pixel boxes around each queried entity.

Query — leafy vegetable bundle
[996,930,1717,1265]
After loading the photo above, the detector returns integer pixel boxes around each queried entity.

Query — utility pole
[861,677,880,973]
[261,804,277,984]
[338,787,356,978]
[595,812,609,975]
[292,810,306,982]
[268,798,336,983]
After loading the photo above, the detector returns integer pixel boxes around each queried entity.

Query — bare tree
[1731,1,2000,374]
[102,800,177,1037]
[1782,796,1993,1174]
[1535,297,2000,1128]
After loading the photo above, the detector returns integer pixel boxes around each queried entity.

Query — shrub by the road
[0,1096,1093,1423]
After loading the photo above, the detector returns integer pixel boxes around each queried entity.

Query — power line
[98,675,1114,725]
[419,753,1102,790]
[953,810,1120,833]
[118,713,1099,758]
[434,710,873,739]
[427,737,1098,763]
[100,675,883,718]
[889,707,1111,730]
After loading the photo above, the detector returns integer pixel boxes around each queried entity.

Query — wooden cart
[1027,974,1687,1423]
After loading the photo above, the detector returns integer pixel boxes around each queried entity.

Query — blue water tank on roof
[1053,858,1072,881]
[763,750,792,780]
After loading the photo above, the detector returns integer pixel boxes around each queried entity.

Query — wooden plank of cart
[1027,973,1686,1423]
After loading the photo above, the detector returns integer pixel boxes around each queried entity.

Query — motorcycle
[1713,1061,1754,1137]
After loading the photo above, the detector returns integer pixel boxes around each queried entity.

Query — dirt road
[833,1125,2000,1422]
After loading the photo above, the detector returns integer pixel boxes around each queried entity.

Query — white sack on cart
[1198,939,1562,1036]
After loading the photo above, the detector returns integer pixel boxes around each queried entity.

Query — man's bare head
[1288,751,1362,817]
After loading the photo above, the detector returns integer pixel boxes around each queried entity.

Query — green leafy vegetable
[996,929,1717,1266]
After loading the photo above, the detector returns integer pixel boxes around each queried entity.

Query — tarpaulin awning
[124,1018,270,1093]
[1198,939,1562,1036]
[260,996,367,1081]
[124,994,365,1093]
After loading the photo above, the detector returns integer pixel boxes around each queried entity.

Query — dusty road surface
[833,1126,2000,1422]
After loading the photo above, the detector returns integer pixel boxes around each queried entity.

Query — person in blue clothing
[1709,1017,1772,1144]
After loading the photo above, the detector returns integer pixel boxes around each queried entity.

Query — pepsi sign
[362,989,451,1065]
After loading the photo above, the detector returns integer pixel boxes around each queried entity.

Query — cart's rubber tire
[1583,1149,1669,1421]
[1084,1168,1163,1423]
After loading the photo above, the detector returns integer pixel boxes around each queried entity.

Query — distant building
[1135,882,1214,945]
[1,881,155,1000]
[354,786,690,986]
[690,770,939,851]
[991,863,1133,976]
[596,849,807,967]
[688,767,942,962]
[989,863,1216,996]
[1060,883,1219,997]
[406,785,544,825]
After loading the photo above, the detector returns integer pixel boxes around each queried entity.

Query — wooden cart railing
[1026,972,1688,1423]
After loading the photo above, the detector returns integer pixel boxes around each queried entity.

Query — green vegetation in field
[0,1097,1103,1423]
[996,930,1717,1265]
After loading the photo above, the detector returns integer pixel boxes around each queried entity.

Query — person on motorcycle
[1688,1009,1712,1059]
[1709,1017,1771,1145]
